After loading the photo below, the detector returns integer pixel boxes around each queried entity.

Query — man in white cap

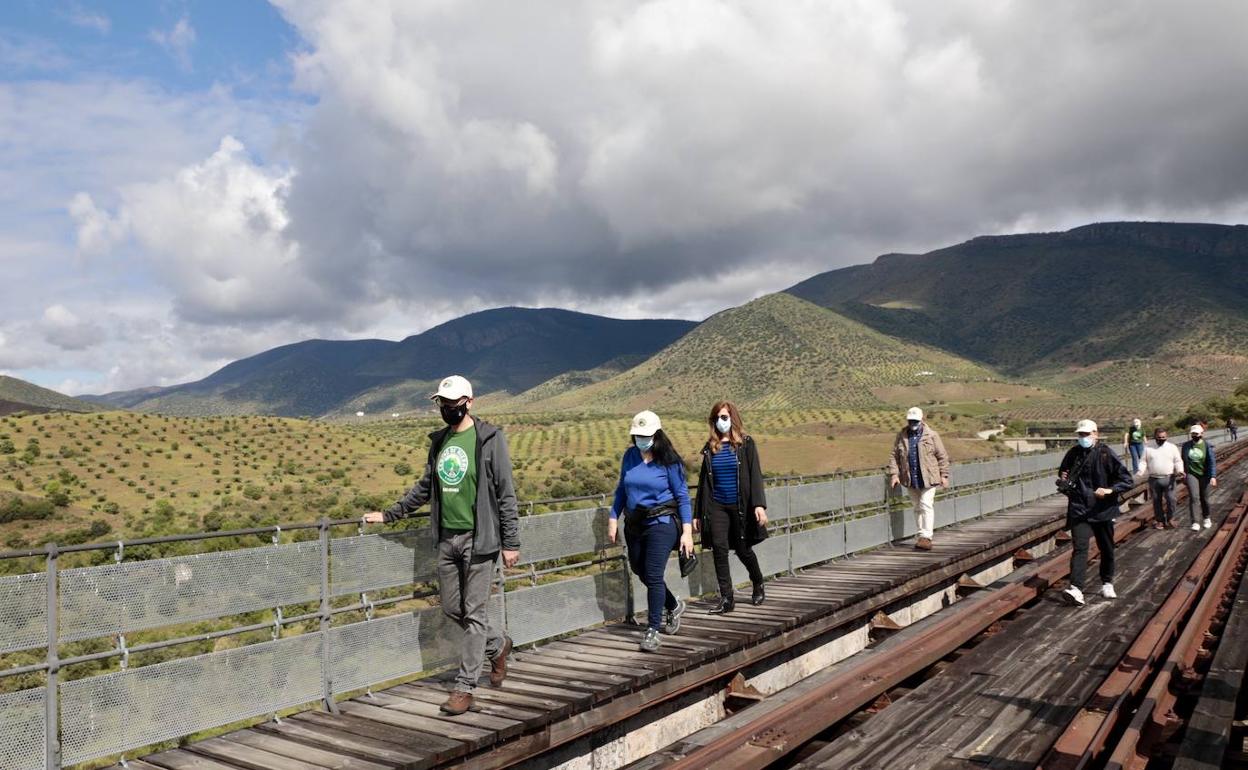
[1181,423,1218,531]
[1057,419,1134,606]
[888,407,949,551]
[364,375,520,715]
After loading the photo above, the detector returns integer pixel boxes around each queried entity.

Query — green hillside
[512,293,999,413]
[0,375,99,414]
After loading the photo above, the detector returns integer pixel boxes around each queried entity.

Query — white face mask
[716,416,732,434]
[634,436,654,452]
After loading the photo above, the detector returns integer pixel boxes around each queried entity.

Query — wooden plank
[388,684,549,728]
[144,749,246,770]
[338,701,495,751]
[254,719,430,769]
[187,737,323,770]
[365,691,523,741]
[519,650,657,681]
[115,762,185,770]
[225,730,392,770]
[490,677,594,707]
[292,711,466,764]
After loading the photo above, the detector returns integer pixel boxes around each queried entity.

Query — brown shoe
[490,636,512,687]
[915,537,933,551]
[441,691,473,715]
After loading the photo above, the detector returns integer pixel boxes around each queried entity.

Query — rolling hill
[509,293,999,413]
[87,308,696,418]
[787,222,1248,371]
[0,376,99,415]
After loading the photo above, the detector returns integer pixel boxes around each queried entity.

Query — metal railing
[0,434,1226,770]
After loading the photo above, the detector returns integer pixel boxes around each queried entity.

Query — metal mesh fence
[507,570,628,646]
[59,632,324,766]
[844,475,887,508]
[0,686,45,770]
[787,480,842,518]
[0,571,46,654]
[845,513,891,553]
[516,507,608,565]
[330,528,436,597]
[791,523,846,569]
[59,542,323,643]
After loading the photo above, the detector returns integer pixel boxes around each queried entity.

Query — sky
[2,1,1247,396]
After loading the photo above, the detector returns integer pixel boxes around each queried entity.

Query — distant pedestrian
[1124,418,1146,474]
[1181,424,1218,531]
[1136,428,1182,529]
[1058,420,1134,606]
[888,407,949,551]
[695,401,768,614]
[608,410,695,652]
[363,375,519,716]
[1228,418,1239,441]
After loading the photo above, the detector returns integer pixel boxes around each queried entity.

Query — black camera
[1055,477,1079,497]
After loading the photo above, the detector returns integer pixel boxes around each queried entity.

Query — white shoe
[1101,583,1117,599]
[1062,586,1085,606]
[1192,522,1202,532]
[1203,518,1212,529]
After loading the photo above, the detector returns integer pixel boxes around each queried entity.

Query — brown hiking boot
[915,537,933,551]
[441,691,473,715]
[490,636,512,687]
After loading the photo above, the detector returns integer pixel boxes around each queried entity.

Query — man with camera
[1057,419,1135,606]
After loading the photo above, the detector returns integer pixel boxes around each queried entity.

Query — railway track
[640,439,1248,770]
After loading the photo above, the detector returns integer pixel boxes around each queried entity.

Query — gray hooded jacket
[383,418,520,554]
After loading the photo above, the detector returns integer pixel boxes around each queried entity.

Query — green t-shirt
[436,425,477,532]
[1187,441,1208,477]
[1129,427,1144,444]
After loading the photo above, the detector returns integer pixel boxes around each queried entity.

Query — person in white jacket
[1135,427,1183,529]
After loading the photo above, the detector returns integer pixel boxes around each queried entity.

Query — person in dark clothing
[1058,419,1135,606]
[1228,418,1238,442]
[1181,423,1218,531]
[694,401,768,614]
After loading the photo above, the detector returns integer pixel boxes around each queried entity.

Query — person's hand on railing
[502,549,519,568]
[361,511,384,524]
[607,517,618,544]
[754,507,768,526]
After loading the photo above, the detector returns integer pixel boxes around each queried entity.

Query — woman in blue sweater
[608,410,695,652]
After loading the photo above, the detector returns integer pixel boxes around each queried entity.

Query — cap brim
[630,427,659,437]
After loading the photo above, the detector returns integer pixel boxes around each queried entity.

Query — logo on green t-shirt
[438,445,469,487]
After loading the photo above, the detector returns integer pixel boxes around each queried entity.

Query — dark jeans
[1128,443,1144,474]
[707,500,763,599]
[1149,476,1178,524]
[625,517,680,630]
[1186,474,1212,522]
[1070,519,1115,588]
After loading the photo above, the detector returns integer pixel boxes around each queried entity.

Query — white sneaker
[1192,522,1202,532]
[1101,583,1117,599]
[1063,586,1085,606]
[1203,518,1212,529]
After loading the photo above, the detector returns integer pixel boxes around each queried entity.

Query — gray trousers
[1185,474,1212,524]
[1149,476,1177,524]
[438,531,504,692]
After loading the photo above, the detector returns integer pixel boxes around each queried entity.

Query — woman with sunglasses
[694,401,768,614]
[608,410,694,652]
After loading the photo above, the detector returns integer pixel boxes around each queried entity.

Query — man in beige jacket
[888,407,950,550]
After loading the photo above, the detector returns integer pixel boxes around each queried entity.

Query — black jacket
[695,435,768,545]
[1059,443,1134,525]
[382,419,520,553]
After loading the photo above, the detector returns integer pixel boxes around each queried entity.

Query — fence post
[318,519,339,714]
[45,543,60,770]
[786,484,796,577]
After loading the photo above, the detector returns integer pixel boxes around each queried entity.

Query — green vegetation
[0,375,99,414]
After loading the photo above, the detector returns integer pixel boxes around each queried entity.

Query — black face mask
[908,420,921,432]
[440,402,468,426]
[1155,438,1166,446]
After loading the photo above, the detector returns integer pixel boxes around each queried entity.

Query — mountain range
[0,375,99,415]
[68,221,1248,418]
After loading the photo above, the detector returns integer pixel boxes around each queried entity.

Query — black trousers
[1070,519,1115,588]
[707,500,763,598]
[1149,476,1177,524]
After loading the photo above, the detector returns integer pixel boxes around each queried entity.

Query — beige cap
[630,410,662,437]
[1189,424,1205,435]
[430,375,473,402]
[1075,419,1098,434]
[906,407,924,421]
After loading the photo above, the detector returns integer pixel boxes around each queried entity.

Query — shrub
[242,484,264,501]
[393,462,412,476]
[0,497,54,523]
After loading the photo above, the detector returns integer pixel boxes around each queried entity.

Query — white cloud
[42,304,106,351]
[63,5,111,34]
[150,16,197,71]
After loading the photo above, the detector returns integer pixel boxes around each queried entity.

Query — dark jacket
[1181,439,1217,479]
[1059,442,1134,525]
[695,435,768,545]
[383,418,520,554]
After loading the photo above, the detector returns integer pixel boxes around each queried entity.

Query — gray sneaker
[663,599,686,635]
[639,628,661,652]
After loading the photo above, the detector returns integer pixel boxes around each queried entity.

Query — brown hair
[708,401,745,453]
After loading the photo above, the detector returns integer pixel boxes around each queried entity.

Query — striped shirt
[711,443,739,505]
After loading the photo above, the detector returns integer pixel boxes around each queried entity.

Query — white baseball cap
[906,407,924,421]
[1075,419,1098,434]
[1189,424,1205,435]
[1132,418,1141,427]
[630,410,662,437]
[430,375,473,402]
